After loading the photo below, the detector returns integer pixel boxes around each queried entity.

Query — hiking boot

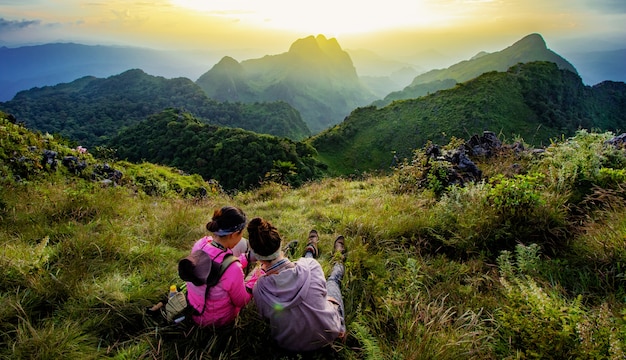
[333,235,347,262]
[304,229,319,258]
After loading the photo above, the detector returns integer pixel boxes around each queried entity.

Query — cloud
[0,18,41,31]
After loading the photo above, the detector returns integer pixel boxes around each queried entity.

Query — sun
[169,0,451,36]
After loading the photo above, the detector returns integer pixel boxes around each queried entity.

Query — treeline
[0,69,311,147]
[108,108,326,190]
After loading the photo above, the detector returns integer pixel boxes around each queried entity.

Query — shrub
[495,276,585,359]
[393,138,466,196]
[495,244,626,359]
[487,173,545,219]
[536,130,626,203]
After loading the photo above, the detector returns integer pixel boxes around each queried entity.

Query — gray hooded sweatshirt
[253,257,342,352]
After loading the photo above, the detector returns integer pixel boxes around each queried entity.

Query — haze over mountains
[563,48,626,86]
[0,44,219,103]
[1,32,624,104]
[196,35,376,133]
[1,32,625,190]
[375,34,578,107]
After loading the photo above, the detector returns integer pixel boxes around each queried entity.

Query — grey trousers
[305,251,346,333]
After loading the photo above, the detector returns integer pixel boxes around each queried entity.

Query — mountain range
[196,35,377,133]
[375,33,578,107]
[311,61,626,174]
[2,33,626,189]
[0,43,217,102]
[2,33,624,105]
[0,69,310,146]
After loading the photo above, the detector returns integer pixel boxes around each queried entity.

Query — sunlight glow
[169,0,458,35]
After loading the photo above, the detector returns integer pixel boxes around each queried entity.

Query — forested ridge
[312,62,626,175]
[0,69,311,146]
[108,108,326,191]
[376,33,578,107]
[4,61,625,192]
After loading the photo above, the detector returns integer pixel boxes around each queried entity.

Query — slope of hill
[376,33,578,106]
[2,109,626,359]
[0,43,216,102]
[0,69,310,146]
[311,61,626,174]
[108,108,325,190]
[196,35,377,133]
[0,110,216,197]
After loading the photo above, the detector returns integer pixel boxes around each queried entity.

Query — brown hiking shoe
[308,230,319,244]
[304,230,319,258]
[333,235,346,262]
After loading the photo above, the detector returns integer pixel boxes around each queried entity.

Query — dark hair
[247,217,282,257]
[206,206,247,233]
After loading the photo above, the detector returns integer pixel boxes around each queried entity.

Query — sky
[1,0,625,66]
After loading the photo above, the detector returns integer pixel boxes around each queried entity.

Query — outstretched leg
[326,236,346,334]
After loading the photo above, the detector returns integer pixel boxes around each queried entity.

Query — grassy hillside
[312,62,626,175]
[2,110,626,359]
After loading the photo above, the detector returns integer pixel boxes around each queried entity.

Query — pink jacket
[186,236,257,327]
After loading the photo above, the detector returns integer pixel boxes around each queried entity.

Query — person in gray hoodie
[247,217,347,352]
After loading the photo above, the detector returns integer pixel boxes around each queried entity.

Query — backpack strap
[219,254,238,277]
[196,253,239,316]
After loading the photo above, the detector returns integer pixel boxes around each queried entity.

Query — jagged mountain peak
[423,33,576,84]
[376,32,579,107]
[501,33,576,73]
[289,34,344,57]
[195,34,374,134]
[316,34,342,53]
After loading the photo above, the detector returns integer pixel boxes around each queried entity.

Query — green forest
[0,69,311,146]
[3,62,625,194]
[312,62,626,175]
[108,108,326,190]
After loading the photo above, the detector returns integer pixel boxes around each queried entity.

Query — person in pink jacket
[247,217,347,352]
[185,206,258,328]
